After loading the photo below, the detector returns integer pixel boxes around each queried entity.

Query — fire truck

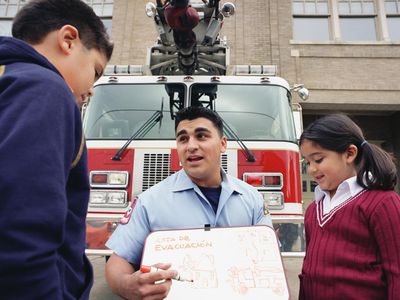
[83,0,308,256]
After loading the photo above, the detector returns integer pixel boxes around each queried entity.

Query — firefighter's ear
[57,25,80,54]
[220,136,227,153]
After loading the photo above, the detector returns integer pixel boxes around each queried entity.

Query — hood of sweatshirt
[0,36,61,77]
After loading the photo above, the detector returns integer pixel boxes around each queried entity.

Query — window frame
[83,0,113,36]
[292,0,400,43]
[0,0,113,37]
[0,0,26,36]
[385,0,400,40]
[338,0,379,41]
[83,0,114,17]
[292,0,332,41]
[0,0,26,18]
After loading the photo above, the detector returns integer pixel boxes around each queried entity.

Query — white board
[141,225,289,299]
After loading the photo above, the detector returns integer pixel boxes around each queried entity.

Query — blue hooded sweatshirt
[0,37,92,299]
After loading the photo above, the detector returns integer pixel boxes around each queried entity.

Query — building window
[0,0,113,37]
[101,18,113,36]
[0,0,26,17]
[301,159,308,174]
[84,0,114,16]
[302,180,308,192]
[292,0,331,41]
[0,18,11,35]
[385,0,400,40]
[83,0,113,36]
[338,0,377,41]
[310,181,318,192]
[0,0,26,36]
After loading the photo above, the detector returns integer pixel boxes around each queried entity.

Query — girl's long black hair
[299,114,397,190]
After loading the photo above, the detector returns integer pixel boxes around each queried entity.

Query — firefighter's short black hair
[174,106,224,137]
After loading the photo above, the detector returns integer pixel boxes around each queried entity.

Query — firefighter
[0,1,113,299]
[105,106,272,299]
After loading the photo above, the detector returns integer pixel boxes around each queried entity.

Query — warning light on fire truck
[90,171,129,188]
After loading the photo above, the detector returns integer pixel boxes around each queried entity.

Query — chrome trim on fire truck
[86,140,299,152]
[85,249,113,256]
[243,172,284,190]
[89,189,128,208]
[271,215,304,223]
[268,203,303,215]
[90,170,129,188]
[93,75,291,92]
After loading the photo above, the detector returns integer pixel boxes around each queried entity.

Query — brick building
[110,0,400,201]
[1,0,399,201]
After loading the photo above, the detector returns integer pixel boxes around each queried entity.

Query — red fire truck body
[83,73,304,255]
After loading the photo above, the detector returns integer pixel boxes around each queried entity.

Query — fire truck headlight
[89,191,108,204]
[108,173,128,185]
[261,192,284,210]
[107,191,127,205]
[145,2,157,17]
[89,190,128,207]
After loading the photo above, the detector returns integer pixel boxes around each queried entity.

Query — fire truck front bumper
[85,218,119,256]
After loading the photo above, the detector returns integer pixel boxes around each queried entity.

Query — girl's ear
[346,144,358,163]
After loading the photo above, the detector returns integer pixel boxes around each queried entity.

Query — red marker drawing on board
[140,265,194,282]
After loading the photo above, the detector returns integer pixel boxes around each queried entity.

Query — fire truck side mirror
[291,103,303,141]
[291,84,309,101]
[81,102,88,120]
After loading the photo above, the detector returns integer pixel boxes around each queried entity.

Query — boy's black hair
[174,106,224,137]
[299,113,398,190]
[12,0,113,60]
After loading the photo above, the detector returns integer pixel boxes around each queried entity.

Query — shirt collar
[172,169,244,195]
[315,176,363,202]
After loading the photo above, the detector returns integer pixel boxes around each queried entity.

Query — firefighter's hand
[129,263,176,300]
[106,254,177,300]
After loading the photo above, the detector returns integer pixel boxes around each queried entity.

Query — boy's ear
[346,144,358,163]
[57,25,79,54]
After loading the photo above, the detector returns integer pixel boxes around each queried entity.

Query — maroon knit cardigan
[299,190,400,300]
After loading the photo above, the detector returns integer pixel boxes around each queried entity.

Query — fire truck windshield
[84,84,178,140]
[83,83,296,142]
[190,83,296,142]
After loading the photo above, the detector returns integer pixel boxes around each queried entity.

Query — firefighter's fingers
[140,279,173,300]
[139,265,177,284]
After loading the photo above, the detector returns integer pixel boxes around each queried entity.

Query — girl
[298,114,400,300]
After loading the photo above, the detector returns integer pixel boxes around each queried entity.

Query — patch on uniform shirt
[263,200,270,216]
[0,65,5,77]
[120,196,138,225]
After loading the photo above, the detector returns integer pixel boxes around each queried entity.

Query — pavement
[89,256,122,300]
[88,254,303,300]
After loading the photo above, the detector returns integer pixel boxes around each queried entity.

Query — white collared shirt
[315,176,364,215]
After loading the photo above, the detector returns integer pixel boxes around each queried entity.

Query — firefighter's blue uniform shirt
[0,37,92,299]
[106,169,272,265]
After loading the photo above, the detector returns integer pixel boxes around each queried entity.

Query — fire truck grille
[141,153,229,192]
[142,153,174,191]
[221,154,228,173]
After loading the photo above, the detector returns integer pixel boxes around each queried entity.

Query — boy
[0,0,113,299]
